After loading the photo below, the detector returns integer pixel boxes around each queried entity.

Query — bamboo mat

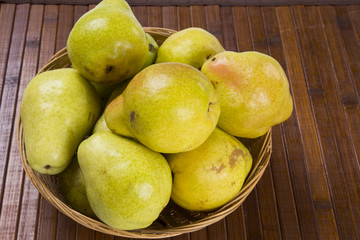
[1,3,360,240]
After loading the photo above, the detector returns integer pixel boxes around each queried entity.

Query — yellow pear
[59,156,96,218]
[201,51,293,138]
[156,27,225,70]
[20,68,101,174]
[166,128,252,211]
[104,62,220,153]
[67,0,148,84]
[77,132,172,230]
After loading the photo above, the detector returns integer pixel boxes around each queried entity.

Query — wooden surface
[1,2,360,240]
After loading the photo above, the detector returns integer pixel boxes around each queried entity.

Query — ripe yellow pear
[201,51,293,138]
[104,62,220,153]
[92,79,130,134]
[59,156,96,218]
[67,0,148,84]
[20,68,101,174]
[142,33,159,69]
[77,132,172,230]
[166,128,252,211]
[156,27,225,70]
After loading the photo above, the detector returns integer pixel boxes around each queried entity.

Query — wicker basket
[17,27,272,239]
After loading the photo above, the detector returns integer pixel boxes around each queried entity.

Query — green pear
[141,33,159,69]
[201,51,293,138]
[77,132,172,230]
[59,156,96,218]
[104,62,220,153]
[93,79,130,134]
[67,0,148,84]
[166,128,252,211]
[95,0,133,14]
[156,27,225,70]
[20,68,102,174]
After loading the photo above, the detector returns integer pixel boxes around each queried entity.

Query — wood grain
[1,2,360,240]
[262,6,301,240]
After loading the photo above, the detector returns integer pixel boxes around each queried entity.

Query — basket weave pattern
[17,27,272,239]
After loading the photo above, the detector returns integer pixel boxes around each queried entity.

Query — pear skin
[105,62,220,153]
[201,51,293,138]
[156,27,225,70]
[142,33,159,69]
[59,156,96,218]
[67,2,148,84]
[166,128,252,211]
[20,68,102,174]
[77,132,172,230]
[95,0,133,14]
[92,79,130,134]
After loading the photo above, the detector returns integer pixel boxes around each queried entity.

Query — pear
[104,62,220,153]
[67,0,148,84]
[166,128,252,211]
[20,68,101,174]
[201,51,293,138]
[59,156,96,218]
[95,0,134,14]
[93,79,130,134]
[77,131,172,230]
[156,27,225,70]
[141,33,159,69]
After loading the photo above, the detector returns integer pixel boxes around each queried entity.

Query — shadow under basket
[17,27,272,239]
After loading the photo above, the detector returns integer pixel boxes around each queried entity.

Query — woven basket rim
[17,27,272,238]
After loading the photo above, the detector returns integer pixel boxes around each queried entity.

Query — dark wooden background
[1,2,360,239]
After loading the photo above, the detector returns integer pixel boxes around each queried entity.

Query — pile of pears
[20,0,293,231]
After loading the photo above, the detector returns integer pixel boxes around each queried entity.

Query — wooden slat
[277,6,339,239]
[162,6,178,30]
[292,5,359,239]
[189,5,205,29]
[232,7,252,52]
[15,4,44,240]
[0,4,30,239]
[148,6,163,28]
[205,5,224,46]
[55,5,74,52]
[0,3,16,209]
[76,224,95,240]
[0,4,16,105]
[347,5,360,43]
[219,6,236,51]
[95,231,114,240]
[177,6,191,30]
[261,6,302,239]
[333,5,360,173]
[132,6,148,27]
[316,5,360,237]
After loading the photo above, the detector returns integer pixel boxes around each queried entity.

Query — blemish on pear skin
[149,43,155,53]
[207,102,213,112]
[229,149,246,169]
[44,165,51,169]
[105,65,114,74]
[210,163,225,173]
[211,57,216,61]
[130,111,136,122]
